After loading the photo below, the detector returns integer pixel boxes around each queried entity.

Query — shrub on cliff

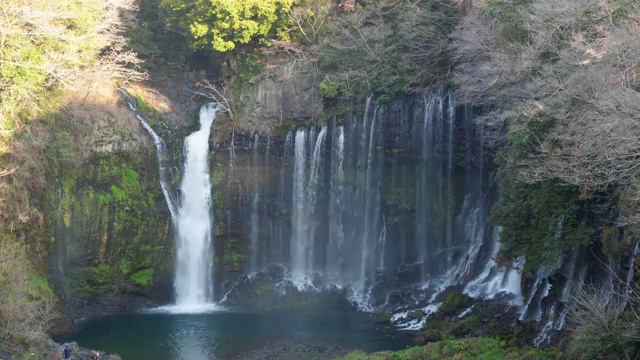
[567,283,640,360]
[0,237,57,342]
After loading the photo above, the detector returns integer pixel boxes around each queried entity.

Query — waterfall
[250,134,260,273]
[290,126,329,286]
[136,115,178,220]
[116,88,177,219]
[174,103,218,310]
[327,126,345,277]
[117,89,224,312]
[291,129,309,284]
[274,132,293,263]
[218,89,530,315]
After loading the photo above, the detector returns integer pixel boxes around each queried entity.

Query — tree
[0,0,146,128]
[160,0,299,52]
[489,178,591,273]
[0,0,147,225]
[317,0,458,98]
[452,0,640,226]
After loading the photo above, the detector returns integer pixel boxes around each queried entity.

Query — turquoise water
[57,310,414,359]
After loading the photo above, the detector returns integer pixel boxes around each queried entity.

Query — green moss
[439,293,472,316]
[92,264,112,285]
[129,268,154,285]
[171,172,182,186]
[28,276,54,299]
[98,192,112,206]
[111,185,126,202]
[69,285,97,297]
[233,51,267,104]
[136,95,155,117]
[375,312,392,324]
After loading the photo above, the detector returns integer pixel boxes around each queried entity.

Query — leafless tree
[568,271,640,359]
[289,0,334,44]
[452,0,640,224]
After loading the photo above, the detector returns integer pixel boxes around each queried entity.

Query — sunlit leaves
[162,0,299,52]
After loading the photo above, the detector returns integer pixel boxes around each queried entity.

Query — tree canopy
[161,0,299,52]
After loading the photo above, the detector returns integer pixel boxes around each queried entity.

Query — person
[90,350,100,360]
[64,344,72,359]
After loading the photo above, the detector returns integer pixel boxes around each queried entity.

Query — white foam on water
[146,302,227,314]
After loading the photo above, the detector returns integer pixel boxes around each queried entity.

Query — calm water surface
[57,310,414,359]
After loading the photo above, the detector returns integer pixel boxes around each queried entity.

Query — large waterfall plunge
[217,89,522,310]
[174,104,218,309]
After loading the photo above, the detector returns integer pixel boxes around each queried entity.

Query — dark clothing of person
[64,346,72,359]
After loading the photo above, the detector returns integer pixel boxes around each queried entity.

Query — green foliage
[439,293,472,316]
[92,264,113,285]
[319,79,339,99]
[501,113,557,173]
[489,179,591,273]
[425,338,560,360]
[375,312,392,324]
[129,268,154,286]
[224,241,245,271]
[567,286,640,360]
[69,284,97,297]
[161,0,299,52]
[233,51,267,100]
[147,192,156,208]
[111,185,126,203]
[409,310,425,319]
[171,171,182,186]
[120,167,141,195]
[98,193,113,206]
[136,96,154,115]
[338,338,560,360]
[28,276,54,299]
[0,0,104,126]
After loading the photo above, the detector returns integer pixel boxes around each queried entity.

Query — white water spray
[173,103,218,311]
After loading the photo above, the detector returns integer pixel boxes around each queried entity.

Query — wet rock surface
[222,265,357,311]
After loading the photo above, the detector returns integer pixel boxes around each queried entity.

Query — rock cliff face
[89,113,144,153]
[237,61,323,133]
[46,111,175,324]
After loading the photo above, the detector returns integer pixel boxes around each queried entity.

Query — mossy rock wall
[46,148,174,317]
